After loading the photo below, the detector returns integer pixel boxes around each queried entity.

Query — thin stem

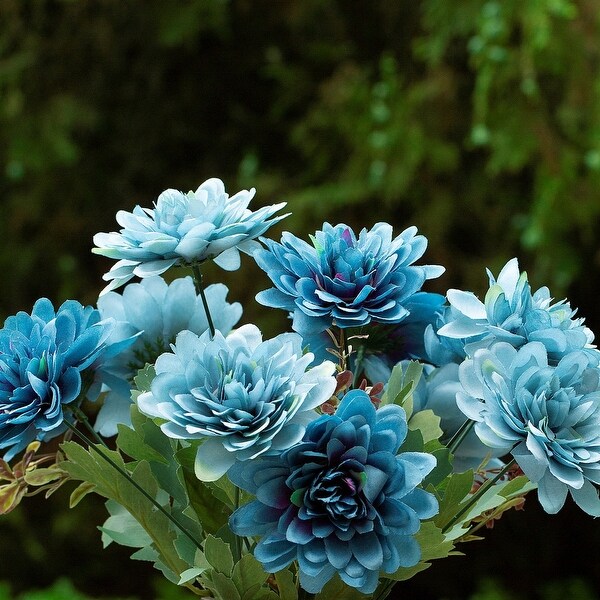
[70,405,109,448]
[351,344,365,389]
[233,485,242,563]
[373,579,396,600]
[192,265,216,338]
[338,327,350,371]
[442,458,517,534]
[63,420,203,550]
[446,419,475,456]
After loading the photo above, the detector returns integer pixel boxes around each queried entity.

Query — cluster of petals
[228,390,438,594]
[95,276,242,436]
[93,178,288,294]
[457,341,600,515]
[0,299,114,459]
[254,223,444,336]
[137,324,337,481]
[437,258,596,363]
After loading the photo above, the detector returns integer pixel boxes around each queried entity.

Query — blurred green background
[2,1,600,598]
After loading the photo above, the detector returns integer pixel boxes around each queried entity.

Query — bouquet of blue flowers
[2,178,599,599]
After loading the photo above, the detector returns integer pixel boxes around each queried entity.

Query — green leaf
[131,363,156,397]
[315,574,372,599]
[204,571,242,600]
[69,481,96,508]
[232,554,269,594]
[204,534,234,576]
[408,409,443,444]
[434,469,474,528]
[422,448,453,488]
[274,569,298,600]
[116,423,168,465]
[100,500,153,548]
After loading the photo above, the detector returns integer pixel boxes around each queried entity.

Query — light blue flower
[457,341,600,515]
[93,178,288,294]
[229,390,438,594]
[137,324,337,481]
[254,223,444,336]
[437,258,597,362]
[95,276,242,436]
[0,299,114,460]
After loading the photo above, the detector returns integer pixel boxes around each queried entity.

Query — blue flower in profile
[254,223,444,336]
[457,341,600,515]
[95,276,242,436]
[229,390,438,594]
[437,258,596,362]
[137,324,337,481]
[93,178,288,294]
[0,299,114,460]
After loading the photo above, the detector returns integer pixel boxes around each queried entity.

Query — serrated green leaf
[232,554,269,594]
[205,570,241,600]
[497,475,536,499]
[408,409,443,444]
[274,569,298,600]
[422,448,453,488]
[434,470,474,527]
[315,574,372,599]
[100,501,153,548]
[399,427,425,453]
[178,567,206,585]
[205,534,234,576]
[116,423,168,465]
[69,481,96,508]
[132,364,156,395]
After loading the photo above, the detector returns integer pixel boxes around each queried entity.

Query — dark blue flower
[254,223,444,336]
[229,390,438,594]
[0,299,114,459]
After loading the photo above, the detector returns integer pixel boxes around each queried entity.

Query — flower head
[94,276,242,436]
[137,324,337,481]
[254,223,444,336]
[229,390,438,594]
[437,258,596,362]
[0,299,113,460]
[93,178,288,294]
[458,341,600,515]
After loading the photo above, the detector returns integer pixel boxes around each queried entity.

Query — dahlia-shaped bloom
[457,341,600,515]
[0,299,114,460]
[93,178,288,294]
[229,390,438,594]
[438,258,596,362]
[94,276,242,436]
[254,223,444,336]
[137,324,337,481]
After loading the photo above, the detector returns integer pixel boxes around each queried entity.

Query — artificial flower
[137,324,337,481]
[0,299,114,460]
[93,178,288,294]
[457,341,600,515]
[95,276,242,436]
[254,223,444,336]
[437,258,596,362]
[229,389,438,594]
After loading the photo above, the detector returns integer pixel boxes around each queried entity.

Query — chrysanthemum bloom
[254,223,444,336]
[93,178,288,294]
[94,276,242,436]
[229,390,438,594]
[438,258,596,362]
[137,324,337,481]
[457,341,600,515]
[0,299,114,460]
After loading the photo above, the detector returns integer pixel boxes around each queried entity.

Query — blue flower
[254,223,444,336]
[437,258,597,362]
[93,178,288,294]
[95,276,242,436]
[0,299,114,460]
[137,324,337,481]
[457,341,600,515]
[228,390,438,594]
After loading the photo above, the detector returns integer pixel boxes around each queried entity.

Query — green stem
[338,327,350,372]
[446,419,475,456]
[373,579,396,600]
[63,420,203,550]
[351,344,365,388]
[70,405,109,448]
[442,458,517,534]
[233,485,242,563]
[192,264,216,338]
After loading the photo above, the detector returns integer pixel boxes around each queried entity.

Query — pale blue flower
[229,390,438,594]
[93,178,288,294]
[0,299,114,460]
[437,258,597,362]
[254,223,444,336]
[458,341,600,515]
[137,324,337,481]
[95,276,242,436]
